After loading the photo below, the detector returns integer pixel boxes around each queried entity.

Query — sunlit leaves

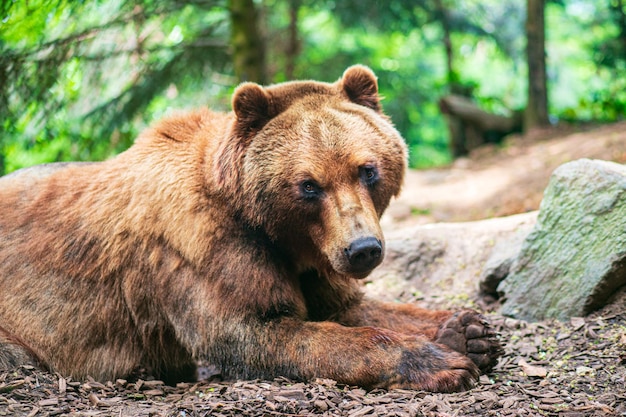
[1,0,625,175]
[0,0,229,174]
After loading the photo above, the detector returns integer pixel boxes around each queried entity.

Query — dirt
[2,122,626,416]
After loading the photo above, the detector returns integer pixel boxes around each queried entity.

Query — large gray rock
[498,159,626,321]
[367,212,537,310]
[479,224,532,299]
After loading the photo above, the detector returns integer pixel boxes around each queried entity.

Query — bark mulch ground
[1,290,625,416]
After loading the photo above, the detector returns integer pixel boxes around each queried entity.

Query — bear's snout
[343,236,383,276]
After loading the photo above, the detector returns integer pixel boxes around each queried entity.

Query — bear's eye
[300,180,322,199]
[360,165,379,187]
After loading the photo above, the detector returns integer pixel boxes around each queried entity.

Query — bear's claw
[435,310,503,373]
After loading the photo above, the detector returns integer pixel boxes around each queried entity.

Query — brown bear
[0,65,501,392]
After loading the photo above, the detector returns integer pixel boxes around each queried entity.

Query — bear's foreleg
[214,317,479,392]
[335,300,503,373]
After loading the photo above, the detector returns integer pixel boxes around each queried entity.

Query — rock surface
[478,225,532,300]
[497,159,626,321]
[365,212,538,310]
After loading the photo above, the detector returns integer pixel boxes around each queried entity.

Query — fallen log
[439,94,522,157]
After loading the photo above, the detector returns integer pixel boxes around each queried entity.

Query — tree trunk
[285,0,300,80]
[525,0,549,130]
[229,0,266,84]
[434,0,454,86]
[612,0,626,60]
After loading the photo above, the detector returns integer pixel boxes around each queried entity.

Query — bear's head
[216,65,407,279]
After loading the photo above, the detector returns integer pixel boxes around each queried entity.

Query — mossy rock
[498,159,626,321]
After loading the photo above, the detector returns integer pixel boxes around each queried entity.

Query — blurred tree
[0,0,230,175]
[229,0,266,83]
[312,0,526,164]
[585,0,626,120]
[612,0,626,58]
[1,0,624,174]
[285,0,301,80]
[525,0,550,129]
[262,0,304,82]
[433,0,456,87]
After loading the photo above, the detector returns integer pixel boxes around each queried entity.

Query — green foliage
[548,0,626,121]
[1,0,230,173]
[289,6,451,168]
[1,0,625,175]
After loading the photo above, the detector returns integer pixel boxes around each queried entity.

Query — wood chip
[570,317,586,331]
[38,398,59,407]
[519,358,548,378]
[88,392,101,407]
[0,380,26,393]
[274,389,306,400]
[25,407,40,417]
[141,380,165,389]
[58,377,67,395]
[314,399,328,411]
[575,366,595,376]
[348,405,374,416]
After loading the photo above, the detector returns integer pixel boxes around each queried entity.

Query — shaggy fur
[0,66,501,392]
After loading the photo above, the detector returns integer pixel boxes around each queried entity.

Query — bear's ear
[341,65,381,112]
[232,82,272,136]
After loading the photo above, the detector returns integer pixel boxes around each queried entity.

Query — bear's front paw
[434,310,503,373]
[390,344,479,393]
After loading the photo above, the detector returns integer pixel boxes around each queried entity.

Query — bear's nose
[344,237,383,274]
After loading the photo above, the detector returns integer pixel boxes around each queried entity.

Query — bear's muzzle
[343,236,383,277]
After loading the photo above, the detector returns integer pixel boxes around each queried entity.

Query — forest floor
[1,122,626,416]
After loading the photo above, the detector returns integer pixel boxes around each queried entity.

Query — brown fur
[0,66,501,392]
